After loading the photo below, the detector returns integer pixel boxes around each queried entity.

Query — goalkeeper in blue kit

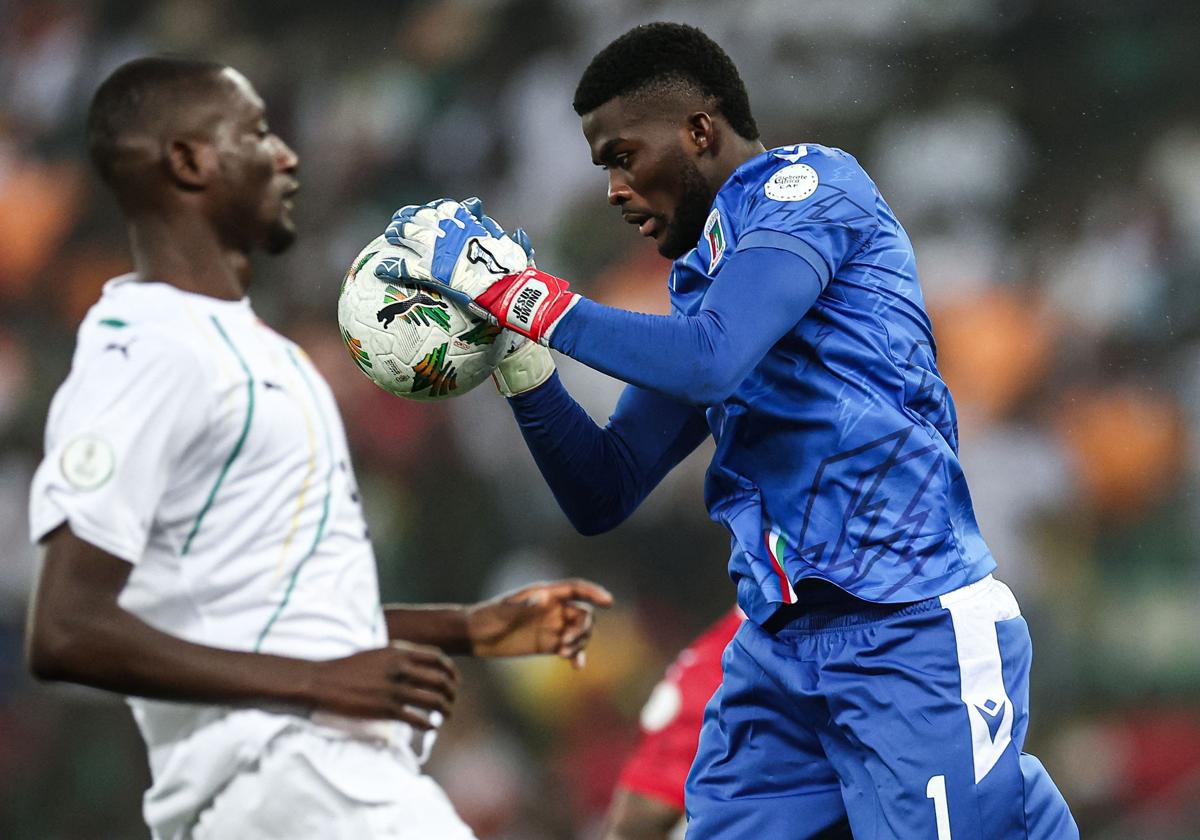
[377,22,1078,840]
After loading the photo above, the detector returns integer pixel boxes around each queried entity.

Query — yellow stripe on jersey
[272,340,320,580]
[254,346,335,652]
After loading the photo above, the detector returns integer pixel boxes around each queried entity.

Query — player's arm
[378,201,823,406]
[603,789,683,840]
[396,199,713,533]
[504,375,711,534]
[27,524,457,728]
[549,246,822,405]
[383,578,613,668]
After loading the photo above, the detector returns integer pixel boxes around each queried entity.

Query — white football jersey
[30,276,418,838]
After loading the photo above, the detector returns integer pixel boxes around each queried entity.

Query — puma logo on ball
[377,292,448,327]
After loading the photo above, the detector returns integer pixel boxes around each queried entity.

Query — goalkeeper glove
[492,334,555,397]
[375,198,579,345]
[439,198,556,395]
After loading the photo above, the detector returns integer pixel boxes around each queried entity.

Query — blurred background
[2,0,1199,837]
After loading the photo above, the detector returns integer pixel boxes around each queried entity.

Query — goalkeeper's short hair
[572,22,759,142]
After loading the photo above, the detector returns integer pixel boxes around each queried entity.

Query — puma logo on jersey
[103,340,135,358]
[377,292,449,327]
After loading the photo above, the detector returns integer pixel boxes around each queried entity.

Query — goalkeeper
[378,21,1077,840]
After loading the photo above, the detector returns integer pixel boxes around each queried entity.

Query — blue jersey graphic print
[670,144,995,623]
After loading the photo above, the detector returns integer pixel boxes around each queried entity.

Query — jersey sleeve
[29,325,211,563]
[507,372,710,534]
[736,148,881,289]
[550,247,822,406]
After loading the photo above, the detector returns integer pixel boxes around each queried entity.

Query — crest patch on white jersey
[61,435,115,490]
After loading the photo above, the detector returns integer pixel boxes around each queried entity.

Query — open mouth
[623,211,659,238]
[280,184,299,212]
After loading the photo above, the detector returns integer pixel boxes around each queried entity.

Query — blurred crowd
[1,0,1198,837]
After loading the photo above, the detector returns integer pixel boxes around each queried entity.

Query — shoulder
[72,279,217,385]
[732,145,875,208]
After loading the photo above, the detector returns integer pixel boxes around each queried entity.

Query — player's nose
[607,172,631,206]
[274,136,299,173]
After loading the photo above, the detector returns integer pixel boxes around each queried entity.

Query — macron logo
[975,699,1007,742]
[509,281,546,328]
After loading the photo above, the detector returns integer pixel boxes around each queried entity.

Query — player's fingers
[510,228,535,264]
[407,654,459,688]
[508,579,611,609]
[391,704,439,730]
[391,685,454,717]
[559,617,593,653]
[571,650,587,670]
[560,599,593,628]
[461,196,505,237]
[498,582,550,608]
[398,219,441,249]
[374,248,427,283]
[389,642,459,681]
[549,578,615,608]
[391,668,458,708]
[389,204,422,226]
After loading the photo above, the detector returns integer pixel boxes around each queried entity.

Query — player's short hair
[87,56,228,186]
[573,22,759,141]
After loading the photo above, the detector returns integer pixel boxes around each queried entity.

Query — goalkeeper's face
[583,97,717,260]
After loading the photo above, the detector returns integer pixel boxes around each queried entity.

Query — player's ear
[685,111,718,157]
[164,137,216,191]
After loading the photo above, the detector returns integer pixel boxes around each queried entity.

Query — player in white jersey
[25,57,613,840]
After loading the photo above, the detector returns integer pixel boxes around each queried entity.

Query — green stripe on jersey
[254,346,335,651]
[182,316,255,555]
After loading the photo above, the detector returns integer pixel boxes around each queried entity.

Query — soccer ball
[337,235,509,400]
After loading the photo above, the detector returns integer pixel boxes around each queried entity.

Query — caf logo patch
[703,208,726,273]
[61,435,115,491]
[764,163,819,202]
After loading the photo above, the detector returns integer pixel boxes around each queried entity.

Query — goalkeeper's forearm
[507,373,709,536]
[546,248,822,406]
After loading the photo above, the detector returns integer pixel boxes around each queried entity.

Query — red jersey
[615,607,744,809]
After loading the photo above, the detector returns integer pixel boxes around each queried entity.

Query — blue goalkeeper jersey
[673,144,994,621]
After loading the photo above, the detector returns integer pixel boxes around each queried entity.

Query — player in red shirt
[603,608,744,839]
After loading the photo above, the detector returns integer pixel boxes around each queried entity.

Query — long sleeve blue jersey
[511,144,995,626]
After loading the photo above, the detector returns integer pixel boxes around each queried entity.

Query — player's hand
[492,332,556,396]
[375,197,579,345]
[456,199,557,396]
[306,641,458,728]
[466,579,614,668]
[459,196,536,266]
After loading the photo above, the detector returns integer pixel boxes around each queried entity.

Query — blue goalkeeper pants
[685,576,1078,839]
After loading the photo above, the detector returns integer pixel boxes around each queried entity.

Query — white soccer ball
[337,235,508,400]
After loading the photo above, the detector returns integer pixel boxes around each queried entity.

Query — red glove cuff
[475,267,580,344]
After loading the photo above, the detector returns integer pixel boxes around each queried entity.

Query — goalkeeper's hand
[374,198,580,345]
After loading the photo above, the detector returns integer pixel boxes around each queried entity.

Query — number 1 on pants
[926,774,952,839]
